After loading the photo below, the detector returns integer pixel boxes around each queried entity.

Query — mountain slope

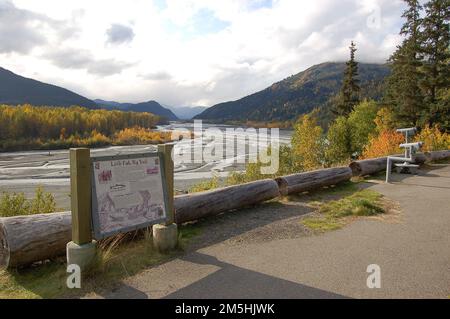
[0,67,97,108]
[95,99,178,121]
[195,62,390,122]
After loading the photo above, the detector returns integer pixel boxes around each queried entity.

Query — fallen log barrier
[415,150,450,163]
[0,212,71,268]
[349,157,390,177]
[174,179,280,224]
[0,179,280,267]
[275,166,352,196]
[349,150,450,176]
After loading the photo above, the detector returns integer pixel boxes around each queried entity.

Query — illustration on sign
[91,153,168,238]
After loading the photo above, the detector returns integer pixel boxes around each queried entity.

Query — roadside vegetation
[0,187,56,217]
[0,104,173,151]
[188,176,221,193]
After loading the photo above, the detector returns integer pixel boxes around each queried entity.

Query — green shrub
[0,187,56,217]
[0,192,29,217]
[188,177,220,193]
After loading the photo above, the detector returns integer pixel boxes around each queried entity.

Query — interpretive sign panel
[90,152,168,239]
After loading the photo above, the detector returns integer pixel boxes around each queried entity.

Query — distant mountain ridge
[0,67,98,108]
[95,99,178,121]
[1,62,390,124]
[166,105,208,120]
[195,62,390,122]
[0,67,179,121]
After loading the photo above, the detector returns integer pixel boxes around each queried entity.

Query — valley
[0,122,292,210]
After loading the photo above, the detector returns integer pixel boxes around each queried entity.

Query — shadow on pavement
[101,284,149,299]
[382,163,450,189]
[163,252,349,299]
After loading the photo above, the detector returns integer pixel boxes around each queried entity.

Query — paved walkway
[94,164,450,299]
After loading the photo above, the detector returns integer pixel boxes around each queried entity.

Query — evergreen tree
[383,0,424,127]
[419,0,450,129]
[333,41,360,116]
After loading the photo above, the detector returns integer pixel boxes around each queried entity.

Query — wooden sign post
[66,148,96,269]
[153,144,178,252]
[158,144,174,224]
[70,148,92,244]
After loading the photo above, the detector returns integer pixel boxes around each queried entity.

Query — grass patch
[286,180,360,203]
[0,223,202,299]
[178,222,203,241]
[322,180,359,195]
[302,217,344,232]
[0,262,67,299]
[302,189,385,232]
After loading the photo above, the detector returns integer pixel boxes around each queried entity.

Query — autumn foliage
[361,130,404,159]
[415,124,450,152]
[0,104,170,151]
[114,127,172,145]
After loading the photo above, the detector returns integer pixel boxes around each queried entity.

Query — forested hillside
[195,62,390,122]
[0,67,97,108]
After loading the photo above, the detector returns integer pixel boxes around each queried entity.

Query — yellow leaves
[362,122,449,159]
[362,130,405,159]
[0,104,163,151]
[113,127,171,145]
[291,113,324,171]
[0,104,160,142]
[415,124,450,152]
[374,107,397,133]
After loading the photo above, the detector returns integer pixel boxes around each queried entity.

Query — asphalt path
[91,164,450,299]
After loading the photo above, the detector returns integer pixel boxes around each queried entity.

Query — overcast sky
[0,0,406,107]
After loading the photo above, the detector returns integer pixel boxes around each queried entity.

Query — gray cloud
[0,1,48,53]
[44,49,133,76]
[106,24,135,45]
[0,1,80,54]
[88,60,132,76]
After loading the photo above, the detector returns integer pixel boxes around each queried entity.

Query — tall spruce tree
[383,0,424,127]
[333,41,360,117]
[419,0,450,129]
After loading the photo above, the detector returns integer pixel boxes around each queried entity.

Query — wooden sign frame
[90,152,169,239]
